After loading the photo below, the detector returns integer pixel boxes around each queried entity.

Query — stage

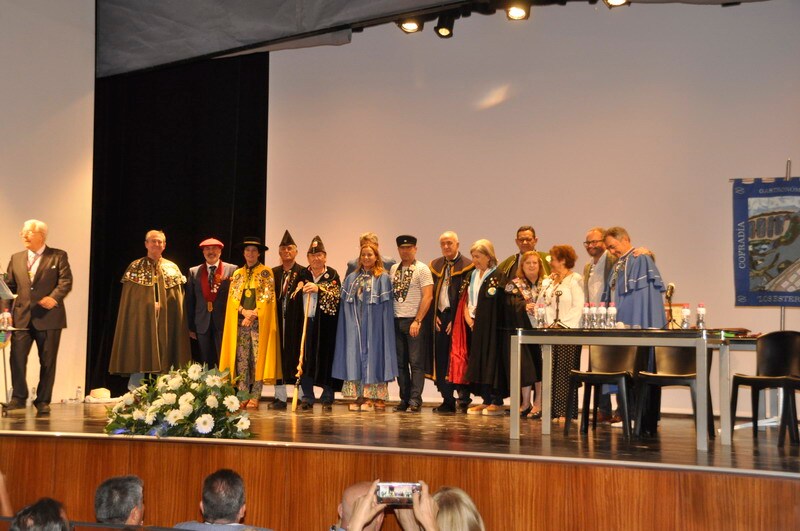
[1,401,799,530]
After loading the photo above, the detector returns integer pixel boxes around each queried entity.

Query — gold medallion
[207,301,214,312]
[244,288,252,298]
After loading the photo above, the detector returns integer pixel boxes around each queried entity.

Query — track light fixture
[506,1,531,21]
[434,14,456,39]
[398,18,424,33]
[603,0,630,7]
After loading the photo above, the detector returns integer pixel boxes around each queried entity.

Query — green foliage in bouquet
[105,363,254,439]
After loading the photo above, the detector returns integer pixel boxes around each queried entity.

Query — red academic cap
[199,238,225,248]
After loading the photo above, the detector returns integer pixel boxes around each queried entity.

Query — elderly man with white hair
[4,219,73,414]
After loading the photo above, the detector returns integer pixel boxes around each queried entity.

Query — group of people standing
[3,220,667,424]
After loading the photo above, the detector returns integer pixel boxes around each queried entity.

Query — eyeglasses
[19,230,41,237]
[583,239,603,247]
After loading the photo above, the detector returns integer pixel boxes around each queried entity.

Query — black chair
[634,346,715,439]
[730,330,800,445]
[564,346,644,439]
[779,376,800,445]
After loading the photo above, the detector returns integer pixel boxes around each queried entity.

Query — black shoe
[5,399,25,411]
[322,402,333,411]
[34,402,51,415]
[299,400,313,411]
[408,404,422,413]
[433,403,456,414]
[456,403,470,414]
[392,402,409,413]
[269,399,287,410]
[520,406,532,418]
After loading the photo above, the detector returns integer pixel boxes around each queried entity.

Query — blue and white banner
[733,177,800,306]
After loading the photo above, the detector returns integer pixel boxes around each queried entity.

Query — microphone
[666,283,675,300]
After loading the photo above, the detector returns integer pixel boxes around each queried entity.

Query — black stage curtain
[88,53,269,395]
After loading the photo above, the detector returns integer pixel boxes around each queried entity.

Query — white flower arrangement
[105,364,254,439]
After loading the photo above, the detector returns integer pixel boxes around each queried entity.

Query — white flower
[168,376,182,390]
[122,393,135,406]
[156,375,169,392]
[190,382,200,390]
[132,409,145,421]
[223,395,240,412]
[179,392,194,405]
[206,395,219,409]
[179,402,193,416]
[187,364,203,381]
[144,412,156,425]
[112,401,124,413]
[235,416,250,431]
[135,384,148,395]
[165,409,184,426]
[162,393,177,405]
[194,414,214,434]
[205,375,222,388]
[151,397,165,409]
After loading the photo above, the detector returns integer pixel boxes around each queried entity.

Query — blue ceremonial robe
[607,252,667,329]
[332,271,398,384]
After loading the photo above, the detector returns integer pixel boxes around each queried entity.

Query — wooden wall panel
[1,435,798,531]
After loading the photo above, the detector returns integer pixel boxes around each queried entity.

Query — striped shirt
[390,260,434,318]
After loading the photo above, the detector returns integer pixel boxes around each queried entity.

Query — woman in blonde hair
[332,242,397,412]
[451,239,507,416]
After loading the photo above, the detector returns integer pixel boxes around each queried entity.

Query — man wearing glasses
[4,219,73,414]
[497,225,551,278]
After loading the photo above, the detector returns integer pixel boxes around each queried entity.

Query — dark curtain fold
[88,53,269,395]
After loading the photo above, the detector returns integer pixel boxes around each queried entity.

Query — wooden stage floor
[2,400,799,478]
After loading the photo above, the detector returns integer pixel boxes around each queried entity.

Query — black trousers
[10,325,62,405]
[195,325,223,368]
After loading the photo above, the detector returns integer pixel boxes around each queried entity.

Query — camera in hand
[375,482,421,506]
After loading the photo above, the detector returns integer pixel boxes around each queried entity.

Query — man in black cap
[297,236,342,410]
[389,235,433,413]
[185,238,237,367]
[271,230,305,409]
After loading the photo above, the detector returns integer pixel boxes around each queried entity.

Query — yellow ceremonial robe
[219,263,282,383]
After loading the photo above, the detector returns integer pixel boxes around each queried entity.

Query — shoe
[269,399,287,410]
[348,403,362,411]
[373,400,386,412]
[597,411,621,424]
[520,406,532,418]
[5,399,25,411]
[34,402,51,415]
[393,402,409,413]
[362,400,375,412]
[300,401,313,411]
[528,409,542,420]
[246,399,259,410]
[322,402,333,411]
[482,405,504,416]
[433,403,456,414]
[467,404,487,415]
[408,404,421,413]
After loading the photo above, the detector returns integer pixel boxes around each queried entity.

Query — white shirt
[586,252,607,305]
[27,245,46,278]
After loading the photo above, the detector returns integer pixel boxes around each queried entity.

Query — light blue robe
[332,271,398,384]
[606,252,667,329]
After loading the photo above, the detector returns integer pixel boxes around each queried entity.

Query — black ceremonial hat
[238,236,268,252]
[396,235,417,247]
[279,230,296,247]
[307,235,327,254]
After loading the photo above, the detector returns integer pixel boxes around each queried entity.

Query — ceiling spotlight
[398,18,424,33]
[603,0,629,7]
[434,14,455,38]
[506,1,531,21]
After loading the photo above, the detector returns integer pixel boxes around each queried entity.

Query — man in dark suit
[5,219,73,414]
[185,238,237,368]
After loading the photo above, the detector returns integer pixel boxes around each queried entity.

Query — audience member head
[433,487,485,531]
[11,498,69,531]
[95,475,144,525]
[200,469,246,524]
[549,245,577,270]
[516,251,545,285]
[338,481,384,531]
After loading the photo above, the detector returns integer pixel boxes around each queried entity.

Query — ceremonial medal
[207,301,213,312]
[245,288,252,297]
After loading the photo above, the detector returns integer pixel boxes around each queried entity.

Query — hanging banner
[733,177,800,306]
